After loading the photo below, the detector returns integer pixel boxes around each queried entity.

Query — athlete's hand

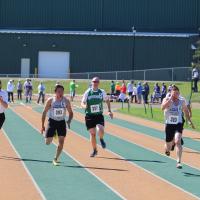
[41,126,45,134]
[66,120,71,129]
[108,111,113,119]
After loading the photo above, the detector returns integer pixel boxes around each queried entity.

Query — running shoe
[100,138,106,149]
[52,159,59,166]
[90,149,98,157]
[176,162,182,169]
[165,151,170,156]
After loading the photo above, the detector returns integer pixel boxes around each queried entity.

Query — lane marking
[2,129,46,200]
[12,106,200,200]
[10,107,126,200]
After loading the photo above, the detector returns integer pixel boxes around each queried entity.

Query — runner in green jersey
[81,77,113,157]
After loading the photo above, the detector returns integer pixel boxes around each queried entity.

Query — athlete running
[0,80,8,130]
[161,85,194,169]
[81,77,113,157]
[41,84,73,166]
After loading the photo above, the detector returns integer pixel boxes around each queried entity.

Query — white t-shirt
[0,90,8,113]
[132,87,137,95]
[7,82,15,92]
[193,68,199,79]
[127,83,133,93]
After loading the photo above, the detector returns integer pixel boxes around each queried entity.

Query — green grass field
[119,104,200,132]
[0,78,199,103]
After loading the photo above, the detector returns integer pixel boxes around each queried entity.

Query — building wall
[0,0,199,33]
[0,33,197,75]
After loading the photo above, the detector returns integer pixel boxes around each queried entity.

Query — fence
[0,67,192,82]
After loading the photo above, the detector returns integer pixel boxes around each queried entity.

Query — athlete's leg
[97,124,104,140]
[45,137,53,145]
[165,124,175,156]
[55,136,65,161]
[89,128,97,150]
[175,132,182,163]
[165,141,173,155]
[97,124,106,149]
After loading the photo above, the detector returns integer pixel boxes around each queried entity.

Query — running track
[0,102,200,200]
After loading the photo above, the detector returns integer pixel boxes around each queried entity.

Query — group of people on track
[0,77,195,169]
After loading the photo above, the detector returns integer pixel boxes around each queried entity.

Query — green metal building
[0,0,199,79]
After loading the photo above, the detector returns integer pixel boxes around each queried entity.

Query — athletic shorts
[45,118,67,138]
[0,113,5,129]
[165,123,183,142]
[85,114,104,130]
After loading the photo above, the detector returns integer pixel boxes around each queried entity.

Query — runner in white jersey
[0,80,8,130]
[41,84,73,166]
[161,85,194,169]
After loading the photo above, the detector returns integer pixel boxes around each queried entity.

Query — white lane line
[2,129,46,200]
[10,107,126,200]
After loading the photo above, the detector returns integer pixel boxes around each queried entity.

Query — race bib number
[167,115,179,125]
[54,108,64,117]
[90,104,100,113]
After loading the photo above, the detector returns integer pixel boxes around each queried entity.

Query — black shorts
[0,113,5,129]
[85,114,105,130]
[45,118,67,138]
[165,123,183,142]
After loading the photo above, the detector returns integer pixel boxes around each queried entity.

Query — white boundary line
[9,107,126,200]
[14,105,200,200]
[2,129,46,200]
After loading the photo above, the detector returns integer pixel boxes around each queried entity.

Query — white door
[38,51,70,78]
[21,58,30,78]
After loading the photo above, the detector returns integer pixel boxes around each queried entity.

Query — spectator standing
[110,81,115,95]
[17,80,23,100]
[192,66,199,92]
[143,82,150,104]
[132,84,137,103]
[7,80,15,103]
[70,80,78,102]
[115,82,121,96]
[127,81,134,103]
[137,82,143,104]
[161,83,167,102]
[37,82,45,104]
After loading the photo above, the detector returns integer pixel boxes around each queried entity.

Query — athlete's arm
[81,91,88,109]
[0,96,8,109]
[105,99,113,119]
[182,101,195,129]
[103,90,113,119]
[187,105,192,118]
[41,99,51,134]
[161,97,172,111]
[66,99,73,129]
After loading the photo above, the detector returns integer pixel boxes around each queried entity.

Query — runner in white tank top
[41,84,73,166]
[161,85,194,169]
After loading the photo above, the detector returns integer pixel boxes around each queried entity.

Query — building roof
[0,29,198,38]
